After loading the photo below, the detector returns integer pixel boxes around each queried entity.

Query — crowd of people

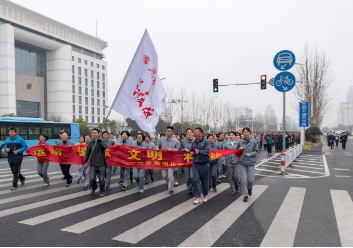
[326,131,348,151]
[3,126,300,203]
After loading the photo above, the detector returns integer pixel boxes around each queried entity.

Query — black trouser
[342,142,346,150]
[335,140,339,147]
[209,162,218,189]
[90,165,106,193]
[286,143,289,149]
[329,141,334,150]
[60,164,72,184]
[267,144,272,154]
[9,163,25,187]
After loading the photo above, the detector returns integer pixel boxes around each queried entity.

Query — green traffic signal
[213,79,218,93]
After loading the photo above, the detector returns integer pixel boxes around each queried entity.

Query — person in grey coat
[236,127,259,202]
[224,132,241,194]
[207,134,221,192]
[179,128,195,195]
[132,133,147,193]
[102,131,117,190]
[55,131,75,187]
[117,131,134,191]
[144,134,156,184]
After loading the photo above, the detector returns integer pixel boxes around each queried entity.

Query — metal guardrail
[284,145,302,168]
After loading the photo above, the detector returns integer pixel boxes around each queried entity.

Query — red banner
[26,144,243,169]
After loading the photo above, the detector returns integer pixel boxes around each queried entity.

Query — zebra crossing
[256,153,328,178]
[0,171,352,247]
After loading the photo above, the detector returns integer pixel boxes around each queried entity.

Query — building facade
[341,102,353,126]
[0,0,108,125]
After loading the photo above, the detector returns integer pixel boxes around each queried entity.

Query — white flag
[111,30,166,135]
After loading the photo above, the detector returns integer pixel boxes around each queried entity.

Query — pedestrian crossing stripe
[0,171,62,183]
[0,170,38,178]
[0,169,31,175]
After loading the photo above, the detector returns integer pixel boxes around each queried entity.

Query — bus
[0,117,80,158]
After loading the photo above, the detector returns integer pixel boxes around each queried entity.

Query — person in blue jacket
[4,127,28,191]
[327,132,335,151]
[265,131,274,156]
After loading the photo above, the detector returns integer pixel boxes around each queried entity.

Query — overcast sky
[12,0,352,128]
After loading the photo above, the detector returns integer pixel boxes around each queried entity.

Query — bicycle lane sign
[273,71,296,92]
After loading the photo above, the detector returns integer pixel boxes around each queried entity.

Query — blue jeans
[90,165,105,193]
[192,163,210,198]
[37,162,50,184]
[84,166,90,187]
[77,165,85,181]
[106,166,112,187]
[184,167,193,193]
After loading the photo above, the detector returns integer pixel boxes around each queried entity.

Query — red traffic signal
[261,75,266,81]
[261,75,266,90]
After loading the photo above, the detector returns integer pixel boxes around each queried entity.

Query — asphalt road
[0,144,352,247]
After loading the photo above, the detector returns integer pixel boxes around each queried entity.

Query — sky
[12,0,353,128]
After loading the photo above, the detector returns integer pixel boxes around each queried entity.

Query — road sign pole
[281,92,286,176]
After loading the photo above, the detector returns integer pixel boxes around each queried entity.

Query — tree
[1,113,16,117]
[293,44,335,127]
[305,126,322,143]
[72,117,90,136]
[98,119,117,132]
[47,114,66,122]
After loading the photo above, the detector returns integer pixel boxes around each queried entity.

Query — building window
[103,108,105,116]
[72,56,74,61]
[103,73,106,82]
[79,96,82,104]
[103,91,105,98]
[97,99,100,106]
[78,58,81,63]
[91,80,94,87]
[79,115,82,119]
[72,95,75,103]
[97,64,100,69]
[85,69,88,77]
[78,67,81,76]
[97,81,100,89]
[79,106,82,114]
[72,65,75,74]
[16,100,39,118]
[97,108,100,115]
[72,75,75,84]
[97,72,100,80]
[73,115,75,120]
[85,87,88,96]
[91,107,94,115]
[78,77,81,85]
[73,105,75,113]
[85,116,88,122]
[97,90,100,97]
[78,86,82,95]
[15,41,46,78]
[103,100,105,107]
[91,98,94,105]
[85,97,88,105]
[85,78,88,86]
[91,62,93,67]
[72,85,75,93]
[91,89,94,97]
[91,70,94,78]
[92,116,94,123]
[102,82,105,90]
[84,60,87,65]
[98,116,100,123]
[102,65,105,70]
[85,106,88,114]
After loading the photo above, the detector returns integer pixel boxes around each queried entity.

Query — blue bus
[0,117,80,158]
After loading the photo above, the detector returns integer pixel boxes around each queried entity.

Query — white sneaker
[43,183,49,187]
[202,195,208,202]
[222,175,226,178]
[193,197,202,204]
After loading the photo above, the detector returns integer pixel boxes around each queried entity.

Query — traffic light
[261,75,266,90]
[213,79,218,93]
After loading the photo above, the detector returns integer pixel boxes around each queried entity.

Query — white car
[277,53,293,66]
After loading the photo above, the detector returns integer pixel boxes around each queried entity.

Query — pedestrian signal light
[213,79,218,93]
[261,75,267,90]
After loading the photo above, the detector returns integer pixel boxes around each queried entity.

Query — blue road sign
[299,102,310,127]
[273,50,296,71]
[274,71,296,92]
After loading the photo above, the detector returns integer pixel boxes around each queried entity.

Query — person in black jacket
[85,128,108,197]
[340,132,348,150]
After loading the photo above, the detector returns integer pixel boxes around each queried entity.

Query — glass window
[79,106,82,114]
[103,108,105,116]
[97,64,99,69]
[85,87,88,96]
[72,95,75,103]
[84,60,87,65]
[78,67,81,76]
[72,85,75,93]
[72,65,75,74]
[72,75,75,84]
[85,97,88,105]
[102,65,105,70]
[103,82,105,90]
[73,115,75,120]
[91,62,93,67]
[97,99,100,106]
[98,116,100,123]
[41,127,53,139]
[16,100,39,118]
[103,100,105,107]
[103,117,106,122]
[91,107,94,114]
[102,73,105,81]
[97,108,100,115]
[97,81,100,88]
[78,77,81,85]
[85,69,88,77]
[103,91,105,98]
[78,86,82,95]
[85,116,88,122]
[79,115,82,119]
[16,126,28,139]
[97,72,99,80]
[91,70,94,78]
[91,98,94,105]
[79,96,82,104]
[73,105,75,113]
[91,80,94,87]
[72,56,74,61]
[85,106,88,114]
[97,90,100,97]
[92,116,95,123]
[78,58,81,63]
[91,89,94,97]
[85,78,88,86]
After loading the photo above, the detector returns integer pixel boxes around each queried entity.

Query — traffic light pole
[219,82,261,86]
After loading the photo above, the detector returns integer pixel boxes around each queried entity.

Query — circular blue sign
[274,72,296,92]
[273,50,296,71]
